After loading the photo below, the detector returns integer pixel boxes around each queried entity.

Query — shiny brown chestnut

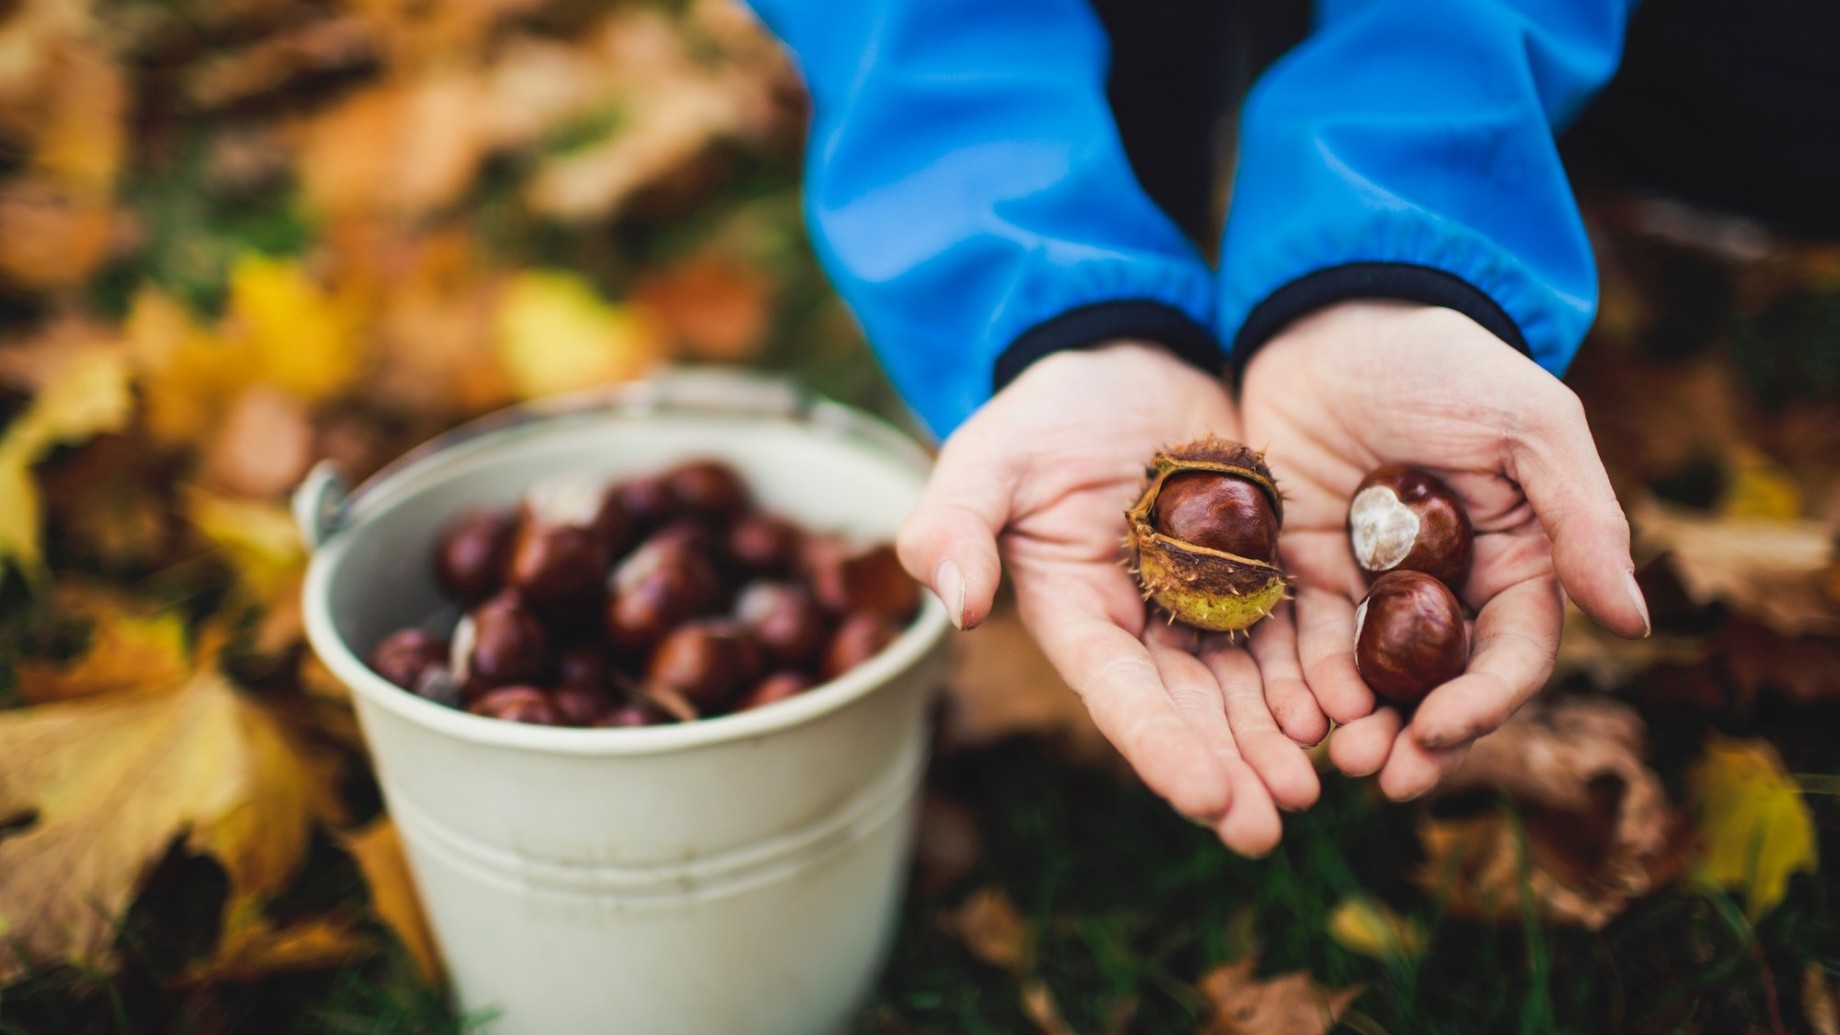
[665,459,750,519]
[646,621,760,714]
[822,613,900,680]
[1152,469,1280,562]
[604,531,725,652]
[614,475,681,533]
[1348,464,1473,590]
[368,628,449,690]
[738,671,816,711]
[467,685,563,725]
[433,509,514,604]
[805,540,920,623]
[734,582,828,668]
[453,592,550,691]
[506,479,619,606]
[1353,570,1468,707]
[727,512,803,574]
[551,683,616,726]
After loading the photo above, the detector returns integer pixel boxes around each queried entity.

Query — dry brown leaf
[344,818,441,982]
[1194,958,1361,1035]
[1416,695,1689,929]
[14,583,189,704]
[0,669,342,982]
[176,915,370,986]
[0,182,114,291]
[633,251,773,361]
[1716,621,1840,707]
[1021,977,1080,1035]
[295,71,487,218]
[939,886,1030,972]
[1633,499,1838,637]
[182,15,376,111]
[943,597,1106,758]
[200,383,315,499]
[1553,601,1704,691]
[1805,964,1838,1035]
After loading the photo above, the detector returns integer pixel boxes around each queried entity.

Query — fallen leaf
[200,383,315,499]
[295,71,488,219]
[125,287,242,448]
[1715,621,1840,708]
[1194,957,1361,1035]
[0,668,341,981]
[177,915,370,986]
[1021,977,1080,1035]
[1686,734,1817,919]
[493,270,663,399]
[0,182,115,291]
[1327,896,1425,962]
[939,886,1030,972]
[226,253,365,405]
[1805,964,1838,1035]
[182,15,376,111]
[914,792,982,894]
[1720,452,1805,522]
[343,819,441,982]
[14,584,189,704]
[1417,695,1689,928]
[943,596,1106,758]
[1553,601,1703,691]
[633,251,773,361]
[185,490,306,605]
[1633,499,1838,637]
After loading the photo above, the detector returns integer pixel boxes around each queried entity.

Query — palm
[1239,303,1645,798]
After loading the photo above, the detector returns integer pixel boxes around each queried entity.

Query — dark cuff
[1229,263,1531,377]
[992,300,1224,393]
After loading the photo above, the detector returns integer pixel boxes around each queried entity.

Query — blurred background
[0,1,1837,1033]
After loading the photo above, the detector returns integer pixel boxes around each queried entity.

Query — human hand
[898,342,1319,854]
[1237,301,1650,800]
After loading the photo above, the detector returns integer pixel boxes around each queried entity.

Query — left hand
[1237,301,1650,800]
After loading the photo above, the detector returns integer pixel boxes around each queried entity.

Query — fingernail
[935,559,966,630]
[1625,570,1652,638]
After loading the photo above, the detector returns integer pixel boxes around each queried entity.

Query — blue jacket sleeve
[1218,0,1636,374]
[743,0,1220,437]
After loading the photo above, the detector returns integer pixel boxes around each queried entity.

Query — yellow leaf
[0,439,43,584]
[1327,896,1425,962]
[185,490,306,604]
[0,669,341,982]
[1687,735,1818,919]
[494,270,663,399]
[1720,453,1804,522]
[344,819,442,982]
[14,584,189,704]
[227,253,364,403]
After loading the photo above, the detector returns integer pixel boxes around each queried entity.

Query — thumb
[896,435,1012,631]
[1509,388,1650,639]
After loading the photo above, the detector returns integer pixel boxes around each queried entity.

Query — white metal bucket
[298,371,951,1035]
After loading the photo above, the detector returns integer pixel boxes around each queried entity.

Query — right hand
[897,342,1320,856]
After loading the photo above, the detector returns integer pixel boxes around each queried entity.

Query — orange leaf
[343,819,442,983]
[14,584,189,704]
[1194,958,1361,1035]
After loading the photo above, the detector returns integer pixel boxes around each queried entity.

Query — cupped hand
[1238,301,1650,801]
[898,342,1319,855]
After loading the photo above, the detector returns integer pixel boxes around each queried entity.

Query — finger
[1326,709,1401,778]
[1022,594,1234,823]
[1202,639,1321,812]
[1143,625,1283,856]
[896,433,1012,631]
[1377,729,1470,802]
[1294,586,1375,724]
[1247,605,1329,746]
[1410,576,1562,750]
[1509,388,1649,638]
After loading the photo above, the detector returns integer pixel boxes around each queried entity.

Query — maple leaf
[1193,957,1361,1035]
[1686,735,1818,920]
[493,270,664,399]
[0,668,342,982]
[13,583,189,705]
[937,887,1077,1035]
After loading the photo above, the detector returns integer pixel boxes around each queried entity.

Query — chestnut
[604,531,725,652]
[453,592,550,691]
[804,540,920,623]
[505,478,620,606]
[1152,470,1280,563]
[738,671,816,712]
[410,664,464,708]
[665,459,750,519]
[822,613,899,680]
[467,685,563,725]
[1353,570,1468,707]
[613,475,681,533]
[1348,464,1473,590]
[551,683,616,726]
[734,582,828,668]
[646,620,760,715]
[727,512,803,574]
[433,509,514,604]
[368,628,449,690]
[595,702,672,728]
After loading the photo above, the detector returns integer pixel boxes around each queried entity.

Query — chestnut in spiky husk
[1353,570,1468,707]
[1126,436,1287,632]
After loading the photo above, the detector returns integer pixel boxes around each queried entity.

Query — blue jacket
[744,0,1636,436]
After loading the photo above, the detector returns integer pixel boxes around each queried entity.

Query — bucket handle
[292,368,915,550]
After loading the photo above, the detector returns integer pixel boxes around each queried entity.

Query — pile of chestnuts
[1346,464,1474,707]
[365,459,920,727]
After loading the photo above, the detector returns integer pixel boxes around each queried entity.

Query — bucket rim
[300,370,952,756]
